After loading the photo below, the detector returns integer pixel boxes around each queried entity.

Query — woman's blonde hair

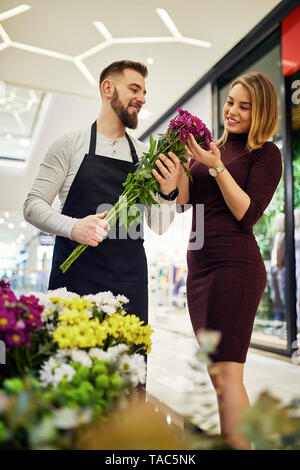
[215,72,279,152]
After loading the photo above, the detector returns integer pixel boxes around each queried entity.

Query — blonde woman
[177,72,282,449]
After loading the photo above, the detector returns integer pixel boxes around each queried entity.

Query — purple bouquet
[169,108,212,147]
[0,280,45,377]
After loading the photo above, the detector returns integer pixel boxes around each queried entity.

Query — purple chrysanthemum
[5,329,27,347]
[0,309,16,331]
[19,294,44,330]
[0,279,11,289]
[0,289,17,304]
[168,108,213,148]
[0,283,45,348]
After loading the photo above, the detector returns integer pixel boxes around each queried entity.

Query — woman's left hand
[186,134,222,169]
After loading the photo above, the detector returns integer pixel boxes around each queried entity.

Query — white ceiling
[0,0,283,138]
[0,0,283,246]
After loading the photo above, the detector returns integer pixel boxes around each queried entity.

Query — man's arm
[23,132,79,239]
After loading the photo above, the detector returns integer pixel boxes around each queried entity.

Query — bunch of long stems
[60,125,207,274]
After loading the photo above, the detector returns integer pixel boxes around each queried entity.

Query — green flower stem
[13,347,24,376]
[60,129,203,274]
[25,347,32,370]
[60,191,139,273]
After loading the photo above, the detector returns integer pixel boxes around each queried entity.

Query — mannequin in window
[294,208,300,332]
[267,212,286,335]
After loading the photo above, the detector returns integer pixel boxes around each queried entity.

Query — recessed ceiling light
[6,134,12,140]
[4,212,9,218]
[19,138,30,147]
[20,221,27,228]
[146,58,154,65]
[0,218,4,224]
[0,4,31,22]
[8,223,14,229]
[19,234,25,240]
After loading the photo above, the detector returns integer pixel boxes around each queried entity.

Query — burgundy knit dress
[186,132,282,363]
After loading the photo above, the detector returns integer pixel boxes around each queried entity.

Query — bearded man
[23,60,180,326]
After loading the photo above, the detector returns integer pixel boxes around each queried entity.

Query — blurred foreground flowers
[0,281,153,449]
[1,280,300,450]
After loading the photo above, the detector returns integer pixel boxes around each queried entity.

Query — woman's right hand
[71,211,110,246]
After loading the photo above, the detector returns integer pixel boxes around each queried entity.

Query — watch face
[209,168,217,177]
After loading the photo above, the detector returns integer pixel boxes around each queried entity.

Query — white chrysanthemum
[31,292,57,320]
[52,363,76,387]
[110,344,129,357]
[88,344,129,363]
[118,353,146,387]
[41,309,55,323]
[84,291,115,306]
[101,304,116,315]
[48,287,80,299]
[88,348,111,362]
[116,294,129,304]
[39,357,60,387]
[70,349,92,368]
[46,323,55,335]
[55,349,72,360]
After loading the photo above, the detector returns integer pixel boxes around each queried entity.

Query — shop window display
[292,115,300,335]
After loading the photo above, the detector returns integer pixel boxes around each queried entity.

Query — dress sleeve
[238,142,282,230]
[23,132,79,239]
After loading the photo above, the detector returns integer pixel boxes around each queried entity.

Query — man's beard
[110,88,138,129]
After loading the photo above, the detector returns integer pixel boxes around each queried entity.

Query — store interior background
[0,0,300,362]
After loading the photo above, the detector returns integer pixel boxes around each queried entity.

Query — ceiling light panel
[156,8,182,38]
[0,4,31,22]
[0,5,211,91]
[0,83,45,163]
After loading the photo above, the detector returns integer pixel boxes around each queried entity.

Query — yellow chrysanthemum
[58,307,90,325]
[53,324,75,349]
[50,295,153,353]
[72,322,97,348]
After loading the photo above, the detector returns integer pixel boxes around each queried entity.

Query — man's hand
[152,151,180,195]
[71,211,110,247]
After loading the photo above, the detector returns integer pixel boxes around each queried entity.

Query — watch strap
[159,187,179,201]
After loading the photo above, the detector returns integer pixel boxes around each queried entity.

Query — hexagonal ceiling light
[0,4,211,88]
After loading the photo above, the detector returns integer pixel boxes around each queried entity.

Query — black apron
[48,121,148,327]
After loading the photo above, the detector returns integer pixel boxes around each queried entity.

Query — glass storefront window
[292,72,300,340]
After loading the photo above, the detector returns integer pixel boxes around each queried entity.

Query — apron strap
[88,121,139,165]
[89,121,97,155]
[125,133,139,165]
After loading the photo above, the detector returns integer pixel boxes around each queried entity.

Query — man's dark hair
[99,60,148,89]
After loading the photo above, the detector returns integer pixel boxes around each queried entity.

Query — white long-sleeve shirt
[23,126,175,239]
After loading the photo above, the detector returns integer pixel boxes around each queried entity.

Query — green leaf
[119,205,128,230]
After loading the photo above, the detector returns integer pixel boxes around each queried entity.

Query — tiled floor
[146,309,300,433]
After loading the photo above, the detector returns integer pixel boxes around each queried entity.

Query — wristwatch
[208,163,225,177]
[159,187,179,201]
